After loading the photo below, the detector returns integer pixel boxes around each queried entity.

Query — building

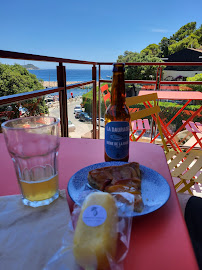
[163,48,202,80]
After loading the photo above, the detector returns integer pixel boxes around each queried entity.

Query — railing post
[158,67,162,90]
[154,67,159,91]
[92,65,97,139]
[98,64,101,139]
[57,63,68,137]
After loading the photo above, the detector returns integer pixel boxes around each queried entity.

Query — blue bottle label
[105,121,129,160]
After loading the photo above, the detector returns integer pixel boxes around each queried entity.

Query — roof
[188,48,202,53]
[138,90,202,100]
[164,48,202,71]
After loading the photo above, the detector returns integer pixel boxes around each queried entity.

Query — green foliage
[171,22,197,42]
[186,73,202,93]
[0,63,48,119]
[117,51,164,80]
[168,33,200,55]
[117,22,202,81]
[117,51,139,63]
[141,44,161,57]
[159,37,169,57]
[82,85,110,117]
[160,102,201,130]
[81,92,93,116]
[158,22,202,57]
[194,25,202,44]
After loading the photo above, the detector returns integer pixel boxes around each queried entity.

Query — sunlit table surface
[0,134,198,270]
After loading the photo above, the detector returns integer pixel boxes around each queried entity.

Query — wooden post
[98,64,101,139]
[57,63,68,137]
[92,65,97,139]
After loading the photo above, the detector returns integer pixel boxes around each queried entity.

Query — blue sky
[0,0,202,69]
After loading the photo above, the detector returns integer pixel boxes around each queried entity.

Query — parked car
[74,105,82,114]
[79,112,92,122]
[75,110,83,118]
[68,120,75,132]
[96,117,105,127]
[19,106,28,116]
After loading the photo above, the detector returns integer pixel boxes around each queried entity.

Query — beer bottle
[104,63,130,162]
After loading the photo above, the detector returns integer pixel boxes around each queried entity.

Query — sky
[0,0,202,69]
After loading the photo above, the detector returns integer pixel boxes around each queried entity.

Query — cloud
[151,29,169,33]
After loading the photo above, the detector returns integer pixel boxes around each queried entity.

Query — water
[29,69,113,99]
[29,69,112,82]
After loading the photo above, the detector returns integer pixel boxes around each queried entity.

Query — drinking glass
[2,116,60,207]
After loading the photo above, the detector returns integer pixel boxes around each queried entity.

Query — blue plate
[67,162,171,217]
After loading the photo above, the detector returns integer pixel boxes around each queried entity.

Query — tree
[171,22,196,42]
[117,51,139,63]
[193,24,202,45]
[117,51,164,97]
[141,44,161,57]
[168,34,200,55]
[158,22,202,56]
[0,63,48,120]
[117,51,164,80]
[159,37,169,58]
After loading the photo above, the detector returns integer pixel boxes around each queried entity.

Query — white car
[96,118,105,127]
[74,105,82,114]
[68,120,76,132]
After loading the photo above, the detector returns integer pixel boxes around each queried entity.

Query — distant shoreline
[42,81,81,87]
[42,81,100,88]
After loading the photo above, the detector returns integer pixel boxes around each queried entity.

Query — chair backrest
[182,120,202,134]
[100,84,111,109]
[100,84,109,93]
[126,93,169,152]
[126,93,160,121]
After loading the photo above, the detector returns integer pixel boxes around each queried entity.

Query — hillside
[118,22,202,60]
[22,64,39,70]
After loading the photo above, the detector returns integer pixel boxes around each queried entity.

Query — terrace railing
[0,50,97,138]
[0,50,202,142]
[97,62,202,142]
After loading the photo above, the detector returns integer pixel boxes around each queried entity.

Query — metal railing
[0,50,97,138]
[97,62,202,138]
[0,50,202,140]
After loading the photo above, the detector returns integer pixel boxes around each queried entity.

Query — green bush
[186,73,202,93]
[0,63,48,121]
[82,85,110,117]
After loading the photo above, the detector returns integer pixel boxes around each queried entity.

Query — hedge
[81,86,110,117]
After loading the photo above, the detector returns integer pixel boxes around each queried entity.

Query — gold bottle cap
[113,63,125,72]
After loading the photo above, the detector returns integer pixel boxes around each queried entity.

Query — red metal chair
[182,121,202,152]
[100,84,110,109]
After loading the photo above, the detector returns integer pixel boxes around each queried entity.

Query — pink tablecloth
[0,135,198,270]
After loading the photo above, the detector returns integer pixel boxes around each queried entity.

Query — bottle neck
[111,72,126,105]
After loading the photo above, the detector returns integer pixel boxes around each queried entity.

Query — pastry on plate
[87,162,144,212]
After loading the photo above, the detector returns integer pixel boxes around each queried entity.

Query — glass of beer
[2,116,60,207]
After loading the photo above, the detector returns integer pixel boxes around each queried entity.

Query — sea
[29,69,112,99]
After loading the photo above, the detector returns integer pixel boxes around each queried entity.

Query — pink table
[139,90,202,101]
[0,135,198,270]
